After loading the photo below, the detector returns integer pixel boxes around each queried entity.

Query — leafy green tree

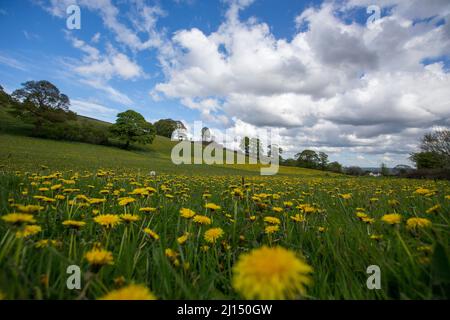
[267,145,283,161]
[380,162,389,176]
[0,84,12,107]
[420,129,450,158]
[249,138,264,161]
[240,137,250,157]
[201,127,212,142]
[295,149,320,169]
[327,161,342,173]
[11,80,75,132]
[110,110,155,149]
[410,129,450,169]
[410,152,446,169]
[154,119,185,138]
[345,166,364,176]
[318,152,329,170]
[281,158,297,167]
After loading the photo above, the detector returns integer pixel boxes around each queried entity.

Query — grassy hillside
[0,105,332,176]
[0,133,331,176]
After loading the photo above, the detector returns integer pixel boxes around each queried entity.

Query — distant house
[369,172,382,177]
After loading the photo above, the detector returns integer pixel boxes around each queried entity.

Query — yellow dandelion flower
[283,201,293,208]
[120,214,140,223]
[339,193,352,200]
[231,188,244,198]
[143,228,159,240]
[232,246,312,300]
[118,197,136,206]
[425,204,441,214]
[33,196,56,203]
[13,204,44,213]
[302,205,316,214]
[165,248,178,259]
[93,214,121,228]
[180,208,196,218]
[35,239,61,248]
[381,213,402,225]
[62,220,86,229]
[205,203,221,211]
[85,248,114,266]
[356,212,368,220]
[362,217,375,224]
[414,188,432,195]
[16,225,42,238]
[406,217,432,230]
[272,207,283,213]
[99,284,156,300]
[204,227,224,243]
[290,214,305,222]
[193,215,212,225]
[177,233,190,245]
[139,207,157,213]
[89,198,106,205]
[265,225,279,234]
[2,213,36,225]
[263,216,281,225]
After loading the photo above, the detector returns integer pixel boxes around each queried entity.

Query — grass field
[0,124,449,300]
[0,133,329,176]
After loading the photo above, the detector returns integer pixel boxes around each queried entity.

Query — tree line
[1,80,448,177]
[0,80,188,149]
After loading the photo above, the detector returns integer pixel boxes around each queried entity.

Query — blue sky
[0,0,321,123]
[0,0,449,167]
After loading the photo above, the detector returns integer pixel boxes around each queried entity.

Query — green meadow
[0,107,449,300]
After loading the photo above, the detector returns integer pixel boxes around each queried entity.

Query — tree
[281,158,297,167]
[154,119,185,138]
[0,84,12,107]
[249,138,264,161]
[419,129,450,159]
[11,80,75,131]
[392,164,413,175]
[318,152,329,170]
[410,129,450,169]
[201,127,212,143]
[380,163,390,176]
[327,161,342,173]
[267,145,283,161]
[345,166,364,176]
[110,110,155,149]
[410,152,446,169]
[295,150,320,169]
[240,137,250,157]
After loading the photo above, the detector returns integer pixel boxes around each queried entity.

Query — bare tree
[419,129,450,158]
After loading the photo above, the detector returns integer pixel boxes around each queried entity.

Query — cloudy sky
[0,0,449,167]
